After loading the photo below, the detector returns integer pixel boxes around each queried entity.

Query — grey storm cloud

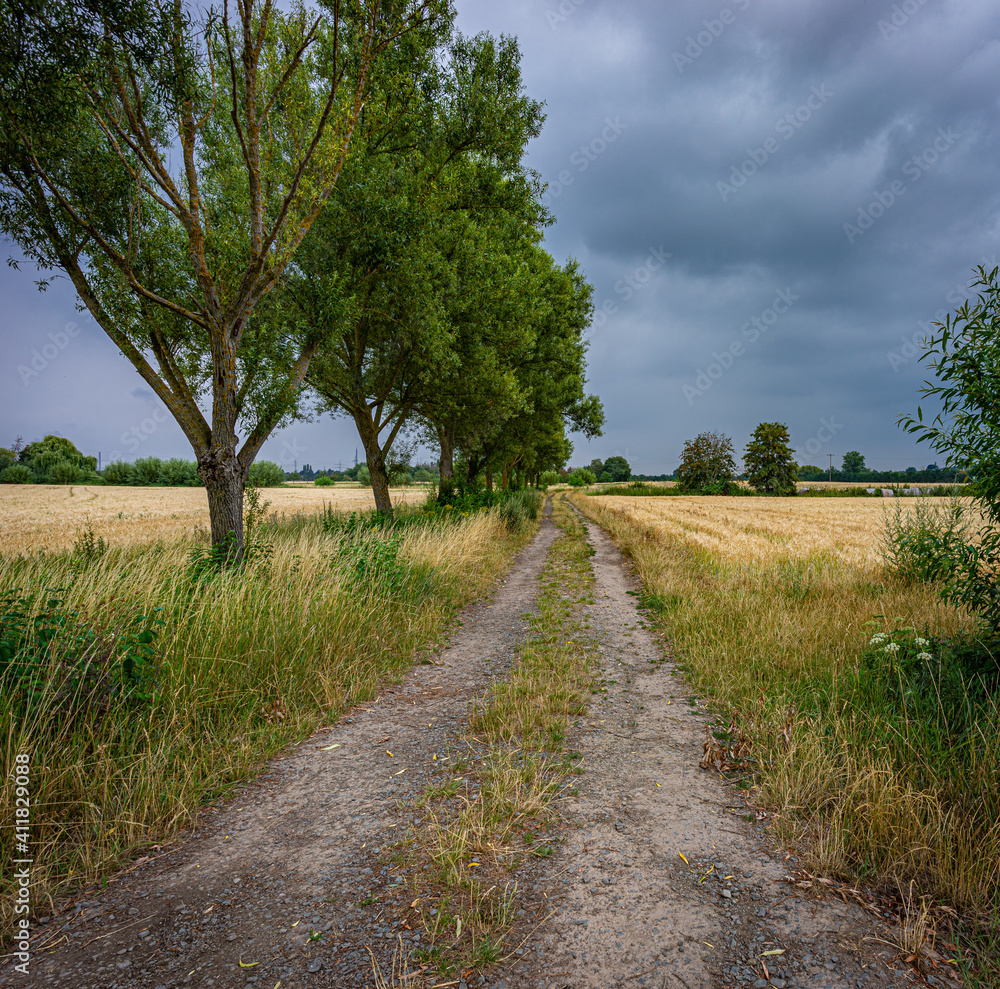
[2,0,999,474]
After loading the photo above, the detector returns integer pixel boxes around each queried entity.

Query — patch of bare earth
[5,506,947,989]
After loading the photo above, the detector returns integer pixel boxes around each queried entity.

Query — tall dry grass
[574,493,999,977]
[0,509,528,933]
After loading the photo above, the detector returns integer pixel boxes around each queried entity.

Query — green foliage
[356,464,371,486]
[538,470,562,489]
[743,421,798,495]
[0,464,34,484]
[314,474,334,487]
[859,621,1000,742]
[412,467,436,483]
[0,588,162,721]
[102,458,202,486]
[247,460,285,488]
[841,450,867,476]
[677,431,738,492]
[567,468,596,487]
[798,464,825,481]
[601,455,631,482]
[880,500,970,583]
[900,264,1000,634]
[496,489,543,530]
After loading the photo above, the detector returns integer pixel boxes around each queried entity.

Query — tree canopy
[0,0,446,558]
[744,422,797,494]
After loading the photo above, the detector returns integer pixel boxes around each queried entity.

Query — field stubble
[575,493,999,980]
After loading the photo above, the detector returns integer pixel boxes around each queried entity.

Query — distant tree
[841,451,867,475]
[797,464,825,481]
[587,458,604,477]
[602,456,631,482]
[19,435,96,483]
[677,432,737,492]
[743,422,797,494]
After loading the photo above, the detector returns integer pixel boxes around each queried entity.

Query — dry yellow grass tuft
[0,483,428,554]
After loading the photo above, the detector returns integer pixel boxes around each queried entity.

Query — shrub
[538,470,561,490]
[314,474,333,487]
[356,464,371,486]
[247,460,285,488]
[0,464,34,484]
[880,499,969,584]
[46,458,87,484]
[0,588,162,723]
[567,468,596,487]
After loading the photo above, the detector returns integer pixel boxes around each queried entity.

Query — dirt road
[6,501,928,989]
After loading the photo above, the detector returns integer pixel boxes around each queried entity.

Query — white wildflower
[870,633,888,645]
[914,637,929,648]
[884,642,901,653]
[917,651,933,662]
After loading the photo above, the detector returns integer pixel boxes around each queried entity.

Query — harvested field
[595,493,958,569]
[0,482,430,554]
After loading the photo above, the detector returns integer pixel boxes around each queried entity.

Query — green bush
[539,470,561,489]
[356,464,371,486]
[247,460,285,488]
[0,464,34,484]
[567,468,596,487]
[314,474,333,487]
[0,588,162,723]
[880,499,969,583]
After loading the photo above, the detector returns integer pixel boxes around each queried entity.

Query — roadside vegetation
[397,495,597,977]
[0,494,542,932]
[574,492,999,983]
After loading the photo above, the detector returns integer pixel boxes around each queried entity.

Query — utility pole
[829,454,833,481]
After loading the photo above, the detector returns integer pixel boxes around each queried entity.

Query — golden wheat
[0,483,429,554]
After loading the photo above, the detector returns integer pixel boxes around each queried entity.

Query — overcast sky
[2,0,998,474]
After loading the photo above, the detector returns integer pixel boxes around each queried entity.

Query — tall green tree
[677,431,737,492]
[841,451,867,476]
[602,456,631,482]
[0,0,444,559]
[297,29,547,514]
[744,422,797,494]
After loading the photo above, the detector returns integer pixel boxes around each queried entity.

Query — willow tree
[293,29,545,515]
[0,0,445,559]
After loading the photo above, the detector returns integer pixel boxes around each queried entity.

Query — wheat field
[0,483,429,554]
[595,494,957,570]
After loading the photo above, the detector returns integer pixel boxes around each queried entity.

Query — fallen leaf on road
[318,744,340,751]
[679,852,690,865]
[762,949,785,956]
[239,958,259,968]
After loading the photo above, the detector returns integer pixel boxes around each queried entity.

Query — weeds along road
[10,497,940,989]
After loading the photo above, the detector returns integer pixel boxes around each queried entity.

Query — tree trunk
[355,413,394,517]
[436,423,456,502]
[485,472,493,492]
[198,450,248,563]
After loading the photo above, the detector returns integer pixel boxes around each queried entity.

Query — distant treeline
[798,467,968,483]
